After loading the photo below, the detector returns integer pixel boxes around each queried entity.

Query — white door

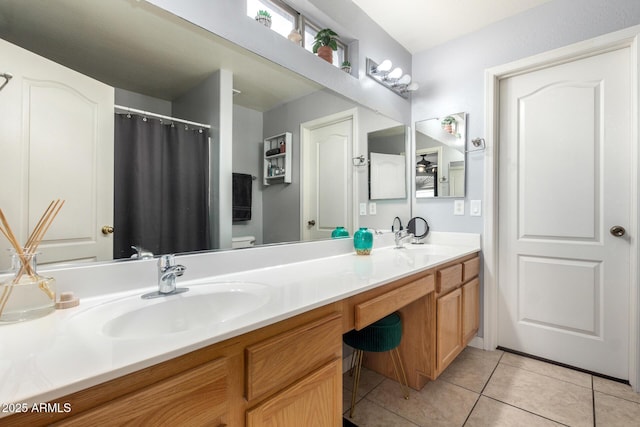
[0,39,114,269]
[302,117,353,240]
[498,47,631,379]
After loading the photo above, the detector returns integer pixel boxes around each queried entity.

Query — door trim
[299,108,359,240]
[483,25,640,390]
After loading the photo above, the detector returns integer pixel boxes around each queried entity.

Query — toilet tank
[231,235,256,249]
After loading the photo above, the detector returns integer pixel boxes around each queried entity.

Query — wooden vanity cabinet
[57,357,230,426]
[434,254,480,376]
[245,313,343,427]
[360,253,481,386]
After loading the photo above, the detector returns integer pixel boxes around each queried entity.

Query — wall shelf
[263,132,292,185]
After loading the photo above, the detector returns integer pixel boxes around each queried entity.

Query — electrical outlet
[454,200,465,216]
[369,202,377,215]
[359,203,367,216]
[470,200,482,217]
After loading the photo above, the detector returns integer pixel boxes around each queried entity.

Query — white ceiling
[351,0,554,53]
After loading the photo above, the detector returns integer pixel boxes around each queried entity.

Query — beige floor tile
[483,363,593,427]
[593,376,640,404]
[462,346,505,364]
[499,352,592,388]
[343,366,386,397]
[595,391,640,426]
[466,396,563,427]
[367,377,479,426]
[345,398,420,427]
[438,347,503,392]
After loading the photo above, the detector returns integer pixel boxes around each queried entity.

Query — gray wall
[411,0,640,338]
[262,89,410,243]
[146,0,412,124]
[114,88,172,115]
[173,70,234,249]
[232,104,264,245]
[411,0,640,234]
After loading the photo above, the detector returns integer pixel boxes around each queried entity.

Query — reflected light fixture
[366,57,418,98]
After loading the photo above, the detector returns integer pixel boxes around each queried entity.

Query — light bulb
[397,74,411,85]
[388,67,402,79]
[377,59,392,72]
[406,82,419,91]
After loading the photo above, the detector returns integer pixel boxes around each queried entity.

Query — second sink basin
[73,281,271,340]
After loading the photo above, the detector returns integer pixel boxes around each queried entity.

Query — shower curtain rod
[114,104,211,129]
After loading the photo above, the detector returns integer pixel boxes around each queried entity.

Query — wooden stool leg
[349,349,364,418]
[390,348,410,399]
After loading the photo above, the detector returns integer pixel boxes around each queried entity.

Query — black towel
[232,173,252,221]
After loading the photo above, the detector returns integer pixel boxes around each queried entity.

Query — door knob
[307,220,316,226]
[102,225,114,235]
[610,225,626,237]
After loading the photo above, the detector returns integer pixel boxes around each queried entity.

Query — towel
[232,173,252,221]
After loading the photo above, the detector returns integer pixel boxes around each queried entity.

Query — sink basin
[72,282,271,339]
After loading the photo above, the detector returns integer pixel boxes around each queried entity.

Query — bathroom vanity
[0,233,479,426]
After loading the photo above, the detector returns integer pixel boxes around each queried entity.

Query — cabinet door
[437,288,462,373]
[462,278,480,344]
[246,359,342,427]
[58,358,228,426]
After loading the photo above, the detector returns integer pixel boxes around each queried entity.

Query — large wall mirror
[415,113,467,198]
[368,125,407,200]
[0,0,409,270]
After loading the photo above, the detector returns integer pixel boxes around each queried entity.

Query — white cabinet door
[498,47,631,379]
[302,117,353,241]
[0,39,114,268]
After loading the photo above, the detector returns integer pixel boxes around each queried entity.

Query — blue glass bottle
[353,227,373,255]
[331,226,349,239]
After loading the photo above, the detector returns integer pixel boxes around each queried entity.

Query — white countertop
[0,232,480,414]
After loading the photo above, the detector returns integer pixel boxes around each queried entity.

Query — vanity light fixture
[366,58,418,99]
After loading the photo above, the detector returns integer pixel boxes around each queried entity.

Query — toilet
[231,235,256,249]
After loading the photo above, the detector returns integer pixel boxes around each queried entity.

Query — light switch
[470,200,482,217]
[359,203,367,216]
[369,202,377,215]
[453,200,465,216]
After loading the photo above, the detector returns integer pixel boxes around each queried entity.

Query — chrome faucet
[394,229,414,249]
[142,254,188,299]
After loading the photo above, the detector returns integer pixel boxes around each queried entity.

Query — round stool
[343,312,409,418]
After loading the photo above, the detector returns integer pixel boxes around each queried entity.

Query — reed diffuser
[0,199,64,323]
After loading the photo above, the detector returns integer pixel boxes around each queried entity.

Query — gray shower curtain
[114,114,211,259]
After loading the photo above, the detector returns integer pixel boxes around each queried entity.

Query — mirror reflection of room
[367,125,407,200]
[415,113,467,198]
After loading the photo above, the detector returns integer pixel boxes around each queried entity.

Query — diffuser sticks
[0,199,64,319]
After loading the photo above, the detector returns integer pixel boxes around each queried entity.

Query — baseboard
[342,353,354,373]
[469,336,484,349]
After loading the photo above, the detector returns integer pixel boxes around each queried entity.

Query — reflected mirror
[368,125,407,200]
[0,0,409,270]
[415,113,467,198]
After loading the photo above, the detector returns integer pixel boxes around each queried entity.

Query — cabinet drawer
[246,359,342,427]
[245,313,342,402]
[437,263,462,294]
[59,358,229,426]
[463,256,480,282]
[355,274,434,330]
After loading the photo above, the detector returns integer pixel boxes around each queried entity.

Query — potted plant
[340,60,351,74]
[441,116,456,134]
[255,10,272,28]
[312,28,338,64]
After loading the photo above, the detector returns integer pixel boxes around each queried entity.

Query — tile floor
[342,347,640,426]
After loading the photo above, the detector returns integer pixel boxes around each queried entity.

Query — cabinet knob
[102,225,114,235]
[307,220,316,226]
